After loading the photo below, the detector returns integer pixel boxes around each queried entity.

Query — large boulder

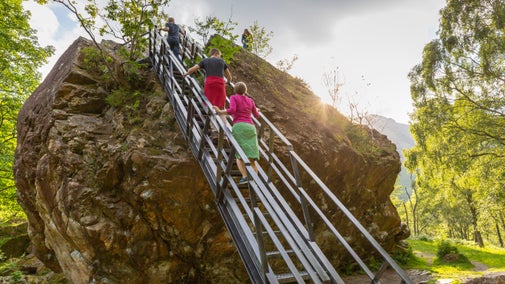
[14,37,407,283]
[15,37,244,283]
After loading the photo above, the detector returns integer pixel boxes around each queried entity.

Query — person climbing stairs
[147,27,413,284]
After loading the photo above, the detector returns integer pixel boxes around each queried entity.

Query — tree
[37,0,170,87]
[190,15,241,63]
[191,16,221,46]
[406,0,505,246]
[322,66,344,108]
[276,54,298,73]
[247,20,273,59]
[0,0,54,221]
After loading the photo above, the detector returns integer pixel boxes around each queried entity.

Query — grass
[406,238,505,282]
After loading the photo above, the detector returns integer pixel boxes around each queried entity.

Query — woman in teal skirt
[214,82,260,184]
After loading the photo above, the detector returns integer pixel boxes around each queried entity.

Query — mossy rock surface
[0,223,27,238]
[1,234,30,258]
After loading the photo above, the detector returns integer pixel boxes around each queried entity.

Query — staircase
[148,29,413,284]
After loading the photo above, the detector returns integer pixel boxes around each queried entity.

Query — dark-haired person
[214,82,260,184]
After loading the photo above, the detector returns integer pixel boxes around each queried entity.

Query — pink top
[226,94,259,125]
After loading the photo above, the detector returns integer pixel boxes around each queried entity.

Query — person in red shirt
[184,48,232,125]
[214,82,260,184]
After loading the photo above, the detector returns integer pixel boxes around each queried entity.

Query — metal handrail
[149,27,412,283]
[151,27,332,283]
[223,58,411,282]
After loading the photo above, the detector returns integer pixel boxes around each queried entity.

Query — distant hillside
[367,115,414,161]
[368,115,415,195]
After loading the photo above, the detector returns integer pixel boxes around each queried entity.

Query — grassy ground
[405,238,505,283]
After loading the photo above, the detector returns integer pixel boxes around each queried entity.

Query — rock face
[232,52,408,261]
[14,37,407,283]
[15,38,242,283]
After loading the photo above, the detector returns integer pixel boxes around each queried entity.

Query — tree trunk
[464,190,484,247]
[473,230,484,247]
[410,182,419,236]
[500,212,505,236]
[496,222,504,248]
[403,187,411,234]
[402,202,410,230]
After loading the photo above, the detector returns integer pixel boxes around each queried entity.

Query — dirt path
[342,268,434,284]
[342,252,498,283]
[471,260,489,272]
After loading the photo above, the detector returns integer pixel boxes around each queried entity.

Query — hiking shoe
[238,177,249,185]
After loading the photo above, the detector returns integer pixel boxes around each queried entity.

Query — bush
[367,256,382,271]
[417,235,432,242]
[0,249,6,262]
[437,240,458,258]
[11,270,23,283]
[81,47,109,75]
[393,245,415,265]
[106,89,142,108]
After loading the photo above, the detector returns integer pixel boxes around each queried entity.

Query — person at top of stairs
[214,82,260,185]
[183,48,232,126]
[160,17,184,59]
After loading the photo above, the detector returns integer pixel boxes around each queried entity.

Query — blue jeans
[168,37,179,58]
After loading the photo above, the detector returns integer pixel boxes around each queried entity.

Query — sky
[24,0,446,124]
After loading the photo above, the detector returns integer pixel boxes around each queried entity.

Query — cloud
[169,0,406,47]
[23,1,59,46]
[24,1,88,79]
[26,0,445,124]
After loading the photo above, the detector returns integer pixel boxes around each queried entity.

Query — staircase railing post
[149,27,413,284]
[215,127,225,194]
[149,26,154,59]
[266,127,275,181]
[157,40,164,80]
[216,147,236,203]
[197,118,211,160]
[185,82,194,141]
[289,151,315,241]
[252,208,268,280]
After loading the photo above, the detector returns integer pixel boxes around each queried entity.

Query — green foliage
[247,20,274,59]
[191,16,241,62]
[188,16,275,62]
[344,124,388,157]
[417,235,432,242]
[366,256,382,271]
[437,240,459,258]
[208,36,241,63]
[405,0,505,244]
[106,89,146,125]
[37,0,168,87]
[392,245,415,265]
[106,89,142,108]
[190,16,221,45]
[407,238,505,280]
[0,95,22,221]
[81,46,110,75]
[11,270,23,283]
[458,244,505,268]
[338,262,359,276]
[0,0,54,97]
[433,253,472,269]
[0,0,53,223]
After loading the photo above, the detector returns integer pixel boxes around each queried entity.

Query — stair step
[252,230,280,237]
[266,249,294,258]
[275,270,310,283]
